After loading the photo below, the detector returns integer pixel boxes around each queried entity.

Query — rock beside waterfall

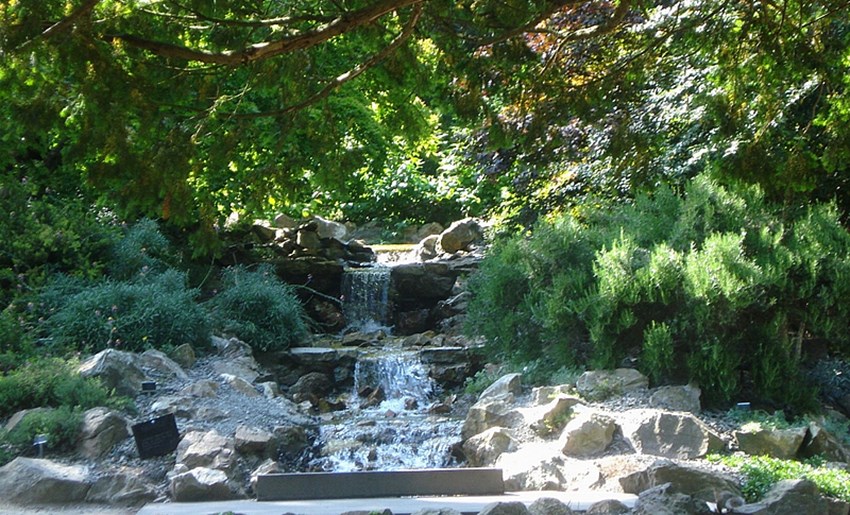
[0,458,92,504]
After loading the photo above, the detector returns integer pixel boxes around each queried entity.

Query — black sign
[132,413,180,459]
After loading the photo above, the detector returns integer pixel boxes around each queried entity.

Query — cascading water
[307,349,461,472]
[340,267,392,332]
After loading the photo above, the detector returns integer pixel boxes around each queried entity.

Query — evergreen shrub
[467,174,850,408]
[42,270,210,354]
[206,265,308,352]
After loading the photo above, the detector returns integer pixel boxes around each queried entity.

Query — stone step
[255,468,504,501]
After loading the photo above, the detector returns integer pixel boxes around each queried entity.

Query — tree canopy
[2,1,850,237]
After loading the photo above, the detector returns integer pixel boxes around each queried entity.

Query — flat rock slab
[256,468,504,501]
[138,491,638,515]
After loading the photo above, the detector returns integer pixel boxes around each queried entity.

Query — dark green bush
[108,218,178,280]
[42,270,210,354]
[1,405,84,455]
[0,174,118,308]
[0,357,129,419]
[0,309,32,372]
[467,174,850,408]
[207,265,308,352]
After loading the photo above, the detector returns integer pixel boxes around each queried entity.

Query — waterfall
[353,350,435,410]
[307,350,461,472]
[341,267,391,332]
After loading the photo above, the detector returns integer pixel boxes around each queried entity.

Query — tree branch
[473,0,586,48]
[15,0,102,50]
[108,0,423,65]
[233,4,423,119]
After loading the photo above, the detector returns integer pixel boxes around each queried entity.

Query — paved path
[137,491,638,515]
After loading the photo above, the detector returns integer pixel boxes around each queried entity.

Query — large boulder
[521,395,584,437]
[176,430,236,472]
[0,457,92,504]
[479,373,523,402]
[140,349,189,381]
[734,479,829,514]
[234,425,278,458]
[528,497,575,515]
[77,407,131,459]
[438,218,483,254]
[632,483,714,515]
[800,422,850,462]
[86,469,157,505]
[478,501,530,515]
[311,215,348,240]
[576,369,648,401]
[734,426,807,460]
[559,411,617,457]
[462,376,524,440]
[648,384,701,414]
[621,409,724,459]
[585,499,631,514]
[169,467,239,502]
[463,427,518,467]
[619,459,743,504]
[289,371,333,399]
[497,444,601,492]
[78,349,147,396]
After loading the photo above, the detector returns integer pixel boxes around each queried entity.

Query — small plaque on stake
[131,413,180,459]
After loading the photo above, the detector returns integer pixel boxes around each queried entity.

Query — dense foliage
[467,175,850,409]
[207,265,309,352]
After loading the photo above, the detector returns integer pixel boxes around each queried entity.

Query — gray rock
[438,218,483,254]
[212,356,261,383]
[221,373,261,397]
[735,426,807,459]
[479,373,523,402]
[288,347,339,366]
[86,469,157,505]
[249,459,282,490]
[415,234,440,261]
[463,427,518,467]
[140,349,189,381]
[619,459,743,504]
[633,482,713,515]
[559,411,617,457]
[649,384,701,413]
[169,467,238,502]
[211,335,253,358]
[800,422,850,462]
[412,509,462,515]
[499,452,600,492]
[528,497,574,515]
[273,213,298,229]
[311,215,348,240]
[531,385,575,406]
[0,457,92,504]
[584,499,631,514]
[180,379,220,398]
[296,228,322,249]
[289,371,333,398]
[170,343,196,369]
[77,407,131,459]
[176,430,236,472]
[526,395,583,436]
[576,368,648,401]
[461,396,523,441]
[78,348,147,396]
[735,479,829,514]
[621,409,725,459]
[235,425,277,457]
[478,501,530,515]
[391,262,457,300]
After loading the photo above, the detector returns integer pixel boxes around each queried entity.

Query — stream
[305,261,463,471]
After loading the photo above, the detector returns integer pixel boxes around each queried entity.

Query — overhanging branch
[234,5,423,119]
[108,0,424,65]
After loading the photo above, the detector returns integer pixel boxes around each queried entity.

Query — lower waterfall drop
[307,349,461,472]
